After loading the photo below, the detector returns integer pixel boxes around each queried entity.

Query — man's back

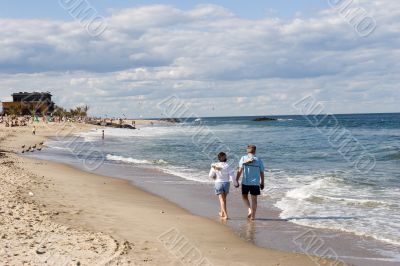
[239,155,264,186]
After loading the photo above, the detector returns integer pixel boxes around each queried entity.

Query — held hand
[212,165,222,171]
[260,183,264,190]
[234,180,240,188]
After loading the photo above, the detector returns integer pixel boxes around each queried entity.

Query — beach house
[1,92,55,116]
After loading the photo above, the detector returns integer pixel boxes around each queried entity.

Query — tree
[83,105,89,117]
[69,105,90,117]
[53,105,66,117]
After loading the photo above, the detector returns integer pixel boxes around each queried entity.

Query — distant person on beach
[32,126,36,135]
[209,152,234,219]
[235,145,265,220]
[102,130,105,139]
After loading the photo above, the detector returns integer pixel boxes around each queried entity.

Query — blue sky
[0,0,326,20]
[0,0,399,118]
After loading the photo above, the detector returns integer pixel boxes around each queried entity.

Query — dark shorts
[241,184,261,196]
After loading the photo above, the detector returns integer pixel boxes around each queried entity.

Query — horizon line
[130,111,400,120]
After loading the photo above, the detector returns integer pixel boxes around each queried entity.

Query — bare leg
[242,194,252,218]
[250,195,258,220]
[218,194,226,218]
[221,193,228,219]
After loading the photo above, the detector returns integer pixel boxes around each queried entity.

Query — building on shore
[1,92,55,116]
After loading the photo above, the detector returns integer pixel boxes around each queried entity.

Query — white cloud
[0,0,399,117]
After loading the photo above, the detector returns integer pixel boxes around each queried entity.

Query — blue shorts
[215,182,230,195]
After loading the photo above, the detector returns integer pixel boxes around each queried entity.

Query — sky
[0,0,399,118]
[0,1,326,20]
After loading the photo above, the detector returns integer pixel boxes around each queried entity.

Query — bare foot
[219,212,229,219]
[247,208,252,219]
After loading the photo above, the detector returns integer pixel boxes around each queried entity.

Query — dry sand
[0,121,346,265]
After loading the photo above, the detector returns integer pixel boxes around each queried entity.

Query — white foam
[274,175,400,247]
[105,154,210,183]
[160,165,212,183]
[106,154,151,164]
[45,140,75,151]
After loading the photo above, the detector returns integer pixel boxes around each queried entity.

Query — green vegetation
[53,105,90,117]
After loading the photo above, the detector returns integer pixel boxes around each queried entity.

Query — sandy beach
[1,0,399,265]
[0,121,344,266]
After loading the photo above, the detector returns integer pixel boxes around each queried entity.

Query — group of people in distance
[209,144,264,220]
[0,116,29,127]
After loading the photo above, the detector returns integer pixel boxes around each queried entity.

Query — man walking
[235,145,265,220]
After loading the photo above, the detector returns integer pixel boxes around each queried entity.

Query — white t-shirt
[209,162,234,183]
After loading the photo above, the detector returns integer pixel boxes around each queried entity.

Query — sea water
[41,113,400,263]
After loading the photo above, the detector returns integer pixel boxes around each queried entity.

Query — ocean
[30,113,400,265]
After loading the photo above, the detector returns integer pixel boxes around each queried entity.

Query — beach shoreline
[30,133,400,266]
[0,121,344,265]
